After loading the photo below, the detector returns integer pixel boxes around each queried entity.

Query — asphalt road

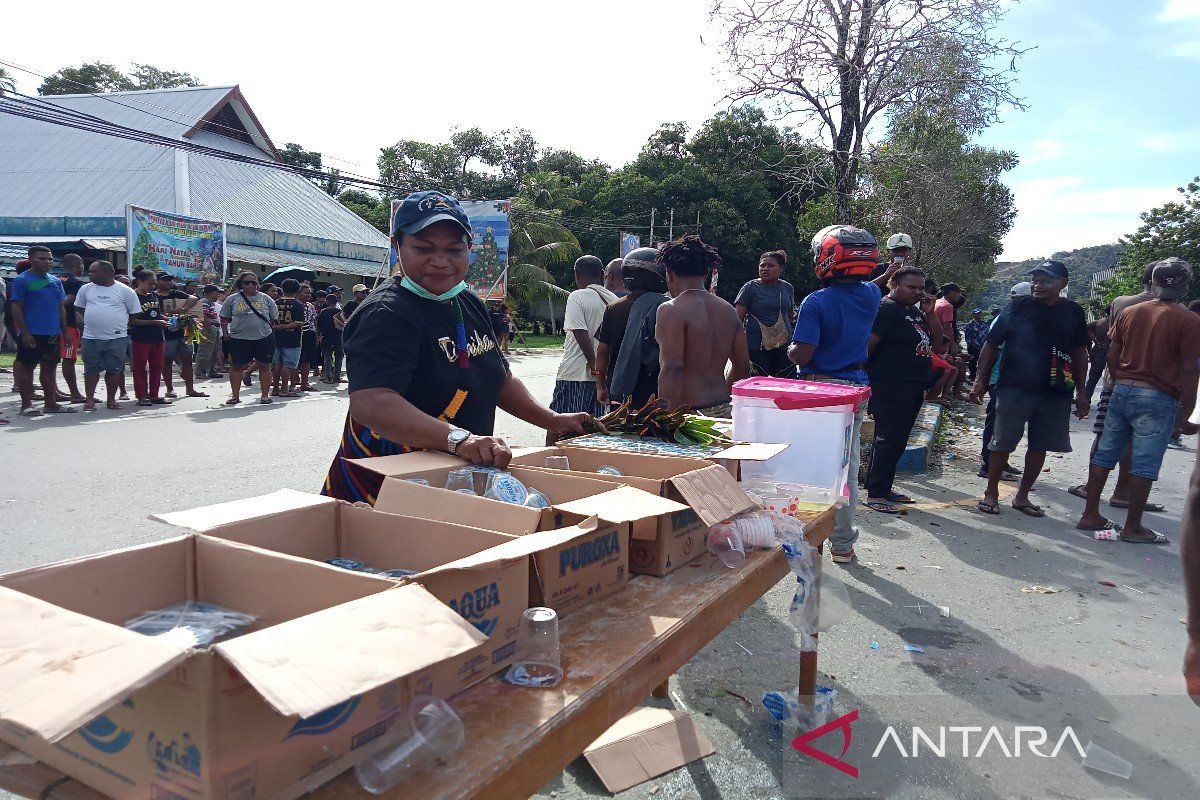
[3,353,1199,799]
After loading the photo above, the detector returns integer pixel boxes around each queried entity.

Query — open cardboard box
[0,535,484,800]
[511,445,766,576]
[153,488,540,701]
[348,452,689,612]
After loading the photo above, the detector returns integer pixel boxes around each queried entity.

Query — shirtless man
[655,236,749,416]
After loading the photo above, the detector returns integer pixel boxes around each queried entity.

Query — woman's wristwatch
[447,427,471,455]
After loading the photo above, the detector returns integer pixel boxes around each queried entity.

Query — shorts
[81,336,130,376]
[1092,383,1178,480]
[16,334,61,366]
[227,335,275,367]
[60,327,81,360]
[162,337,193,362]
[274,346,301,370]
[549,380,603,416]
[989,386,1073,454]
[300,331,318,365]
[1092,385,1113,436]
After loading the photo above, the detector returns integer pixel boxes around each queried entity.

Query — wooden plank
[1,509,834,800]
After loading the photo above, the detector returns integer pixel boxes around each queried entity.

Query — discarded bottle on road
[356,697,465,794]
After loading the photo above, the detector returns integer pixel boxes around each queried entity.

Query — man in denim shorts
[1076,258,1200,543]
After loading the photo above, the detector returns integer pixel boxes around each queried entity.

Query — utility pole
[668,208,674,241]
[649,208,656,244]
[696,208,701,237]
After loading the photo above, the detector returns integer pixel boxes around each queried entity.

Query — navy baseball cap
[391,191,472,237]
[1028,259,1068,279]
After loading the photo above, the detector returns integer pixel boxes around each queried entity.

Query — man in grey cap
[1076,258,1200,542]
[970,260,1091,516]
[595,247,667,409]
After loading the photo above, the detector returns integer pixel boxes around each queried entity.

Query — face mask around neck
[400,276,468,302]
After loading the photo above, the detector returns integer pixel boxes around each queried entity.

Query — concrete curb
[897,402,944,473]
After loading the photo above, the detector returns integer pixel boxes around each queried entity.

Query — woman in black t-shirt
[862,267,944,512]
[323,191,595,504]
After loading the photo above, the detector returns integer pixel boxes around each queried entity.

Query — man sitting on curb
[1076,258,1200,543]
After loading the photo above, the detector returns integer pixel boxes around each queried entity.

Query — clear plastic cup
[445,469,475,494]
[484,472,529,504]
[545,455,571,470]
[523,490,551,509]
[356,697,465,793]
[507,607,562,687]
[596,465,624,476]
[708,523,747,568]
[1081,740,1132,779]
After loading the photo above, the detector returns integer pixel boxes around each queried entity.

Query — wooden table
[0,507,833,800]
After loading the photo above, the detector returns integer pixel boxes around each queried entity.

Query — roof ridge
[41,85,235,100]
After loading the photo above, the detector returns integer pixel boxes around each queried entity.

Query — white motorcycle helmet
[886,233,913,251]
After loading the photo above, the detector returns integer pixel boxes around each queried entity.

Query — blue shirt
[10,270,66,336]
[791,281,881,384]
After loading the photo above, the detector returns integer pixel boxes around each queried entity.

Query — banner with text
[386,199,510,300]
[126,205,226,282]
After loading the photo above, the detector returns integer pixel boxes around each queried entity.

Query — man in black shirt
[58,254,88,403]
[864,267,943,512]
[970,260,1090,516]
[155,272,207,399]
[341,284,369,319]
[272,278,306,396]
[316,293,344,383]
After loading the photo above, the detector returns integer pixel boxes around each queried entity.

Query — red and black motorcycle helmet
[810,225,879,281]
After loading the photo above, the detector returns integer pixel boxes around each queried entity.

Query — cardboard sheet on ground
[584,706,715,793]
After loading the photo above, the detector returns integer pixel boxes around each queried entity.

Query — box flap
[0,586,191,743]
[584,707,715,793]
[214,584,486,719]
[346,451,464,478]
[712,442,789,461]
[554,485,688,524]
[375,477,541,534]
[415,519,603,578]
[151,489,336,532]
[667,465,757,527]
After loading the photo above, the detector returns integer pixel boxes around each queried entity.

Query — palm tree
[0,68,16,96]
[506,173,582,333]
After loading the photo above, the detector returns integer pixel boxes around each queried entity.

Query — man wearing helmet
[788,225,902,564]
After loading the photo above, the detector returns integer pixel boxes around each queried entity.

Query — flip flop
[137,399,153,407]
[165,391,178,398]
[83,401,96,411]
[1119,530,1169,545]
[1068,484,1088,499]
[42,406,77,414]
[106,402,121,410]
[978,499,1001,514]
[18,407,43,417]
[258,397,272,404]
[887,493,916,504]
[150,397,171,405]
[1109,499,1166,513]
[1012,503,1046,517]
[186,391,210,398]
[1076,518,1118,531]
[864,499,898,514]
[225,398,241,405]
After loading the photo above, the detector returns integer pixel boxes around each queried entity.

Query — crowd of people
[0,245,373,416]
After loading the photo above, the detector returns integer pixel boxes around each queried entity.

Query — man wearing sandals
[970,260,1090,517]
[1075,259,1200,543]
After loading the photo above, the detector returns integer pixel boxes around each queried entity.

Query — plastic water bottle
[523,490,551,509]
[356,698,465,793]
[484,472,529,505]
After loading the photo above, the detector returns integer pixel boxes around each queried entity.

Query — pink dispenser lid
[732,376,871,410]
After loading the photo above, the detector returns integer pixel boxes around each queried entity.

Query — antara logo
[448,582,501,636]
[559,531,620,577]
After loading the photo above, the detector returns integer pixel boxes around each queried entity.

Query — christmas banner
[126,206,226,282]
[620,232,640,257]
[386,199,510,300]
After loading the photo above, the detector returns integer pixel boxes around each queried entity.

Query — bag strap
[239,292,273,326]
[589,286,613,306]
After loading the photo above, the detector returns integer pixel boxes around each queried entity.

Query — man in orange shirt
[1076,258,1200,543]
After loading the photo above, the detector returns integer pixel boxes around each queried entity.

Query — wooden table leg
[798,541,823,699]
[652,680,670,698]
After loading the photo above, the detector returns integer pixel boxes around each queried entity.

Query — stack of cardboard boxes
[0,441,780,800]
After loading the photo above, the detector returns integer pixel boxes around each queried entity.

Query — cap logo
[417,194,453,212]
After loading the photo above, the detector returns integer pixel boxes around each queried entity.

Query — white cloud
[1141,130,1200,152]
[1022,139,1063,165]
[1161,0,1200,20]
[1000,178,1178,260]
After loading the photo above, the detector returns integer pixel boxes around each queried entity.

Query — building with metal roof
[0,85,389,287]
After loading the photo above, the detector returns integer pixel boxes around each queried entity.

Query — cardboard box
[0,535,485,800]
[512,445,763,576]
[583,706,715,793]
[153,489,531,701]
[350,452,689,613]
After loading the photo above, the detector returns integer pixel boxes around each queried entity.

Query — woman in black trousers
[863,267,943,513]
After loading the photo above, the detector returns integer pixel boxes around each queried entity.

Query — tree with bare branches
[713,0,1025,222]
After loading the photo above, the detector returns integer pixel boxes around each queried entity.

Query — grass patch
[514,334,565,350]
[0,352,13,369]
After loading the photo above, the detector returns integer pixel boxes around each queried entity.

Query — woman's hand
[549,412,592,436]
[457,435,512,468]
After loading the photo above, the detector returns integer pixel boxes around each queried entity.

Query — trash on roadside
[904,643,925,654]
[895,564,907,570]
[1020,585,1064,594]
[1093,529,1119,541]
[1081,740,1132,780]
[938,606,951,618]
[584,706,713,793]
[762,686,837,730]
[1098,580,1117,587]
[870,641,879,650]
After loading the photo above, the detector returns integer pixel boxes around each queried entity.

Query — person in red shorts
[57,254,88,403]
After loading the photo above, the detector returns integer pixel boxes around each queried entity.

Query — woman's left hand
[549,412,592,435]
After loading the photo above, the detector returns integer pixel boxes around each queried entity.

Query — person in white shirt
[73,260,141,411]
[548,255,617,443]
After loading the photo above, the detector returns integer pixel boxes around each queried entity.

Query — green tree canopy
[37,62,199,95]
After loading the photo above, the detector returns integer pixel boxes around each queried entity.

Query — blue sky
[978,0,1200,258]
[5,0,1196,261]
